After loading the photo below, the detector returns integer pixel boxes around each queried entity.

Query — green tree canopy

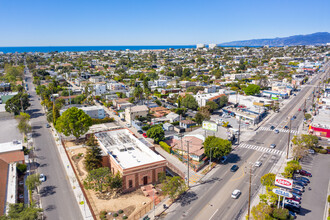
[283,160,301,178]
[203,136,232,159]
[195,106,210,124]
[55,107,92,140]
[161,176,187,201]
[84,136,103,172]
[243,84,261,96]
[0,203,42,220]
[16,112,32,135]
[218,95,228,108]
[205,101,218,112]
[83,167,111,192]
[181,94,198,110]
[186,86,205,94]
[5,92,30,115]
[260,173,275,187]
[146,125,165,144]
[251,202,272,220]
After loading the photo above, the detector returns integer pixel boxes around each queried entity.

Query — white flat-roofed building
[209,44,217,49]
[0,140,22,154]
[95,129,166,192]
[60,106,105,119]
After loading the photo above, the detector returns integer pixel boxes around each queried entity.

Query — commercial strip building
[95,129,166,192]
[309,109,330,138]
[0,140,25,215]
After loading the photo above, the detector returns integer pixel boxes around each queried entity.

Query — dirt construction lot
[65,141,151,219]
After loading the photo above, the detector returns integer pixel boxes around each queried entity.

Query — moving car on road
[231,189,241,199]
[270,144,276,149]
[254,161,262,167]
[230,165,239,172]
[274,129,279,134]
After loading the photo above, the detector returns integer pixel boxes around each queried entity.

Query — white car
[126,123,131,128]
[255,161,262,167]
[231,189,241,199]
[39,174,46,182]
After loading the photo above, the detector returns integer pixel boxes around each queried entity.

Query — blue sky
[0,0,329,46]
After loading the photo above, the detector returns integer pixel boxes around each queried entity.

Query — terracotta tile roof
[209,94,226,101]
[180,120,196,125]
[0,151,25,164]
[0,159,8,215]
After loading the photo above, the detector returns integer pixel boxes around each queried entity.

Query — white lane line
[209,208,219,220]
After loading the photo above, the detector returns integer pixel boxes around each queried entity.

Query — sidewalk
[49,126,94,220]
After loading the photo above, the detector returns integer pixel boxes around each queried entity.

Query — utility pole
[186,140,190,188]
[286,118,292,160]
[237,116,241,145]
[246,162,253,220]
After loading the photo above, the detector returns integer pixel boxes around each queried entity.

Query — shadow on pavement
[40,163,48,168]
[44,204,56,212]
[192,177,220,187]
[32,125,42,130]
[298,207,311,216]
[40,185,57,197]
[227,153,241,164]
[32,132,41,138]
[30,112,44,119]
[176,191,198,207]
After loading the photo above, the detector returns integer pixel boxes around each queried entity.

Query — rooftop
[0,141,22,154]
[95,129,165,169]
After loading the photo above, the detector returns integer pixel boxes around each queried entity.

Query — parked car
[270,144,276,149]
[284,199,300,207]
[286,197,301,204]
[308,149,315,154]
[284,203,301,214]
[46,123,50,128]
[231,189,241,199]
[297,169,312,177]
[293,186,304,192]
[39,174,46,182]
[220,156,227,164]
[126,123,131,128]
[292,116,297,119]
[142,133,147,138]
[294,176,310,183]
[289,189,302,196]
[137,130,143,134]
[230,165,239,172]
[121,118,125,122]
[293,180,307,186]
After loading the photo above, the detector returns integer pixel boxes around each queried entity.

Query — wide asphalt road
[163,63,329,220]
[25,65,82,220]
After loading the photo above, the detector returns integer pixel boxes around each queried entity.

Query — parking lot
[294,154,330,219]
[0,118,22,142]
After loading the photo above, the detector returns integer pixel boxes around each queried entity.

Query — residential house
[180,120,196,129]
[125,105,149,124]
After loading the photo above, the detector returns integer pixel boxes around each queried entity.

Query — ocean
[0,45,197,54]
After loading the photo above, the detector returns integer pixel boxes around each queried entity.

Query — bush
[91,117,115,125]
[328,195,330,203]
[118,209,123,214]
[100,210,107,219]
[171,121,179,126]
[319,149,328,154]
[159,141,171,153]
[16,163,27,174]
[272,208,289,220]
[142,125,151,131]
[123,216,128,219]
[327,146,330,150]
[113,213,118,217]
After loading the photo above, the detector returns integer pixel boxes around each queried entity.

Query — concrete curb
[50,126,94,220]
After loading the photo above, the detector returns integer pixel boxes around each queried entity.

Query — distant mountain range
[220,32,330,47]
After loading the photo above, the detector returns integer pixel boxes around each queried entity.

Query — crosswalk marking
[189,173,204,184]
[238,143,285,156]
[258,127,299,135]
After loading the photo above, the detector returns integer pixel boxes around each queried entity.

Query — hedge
[159,141,171,153]
[328,195,330,203]
[91,117,115,125]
